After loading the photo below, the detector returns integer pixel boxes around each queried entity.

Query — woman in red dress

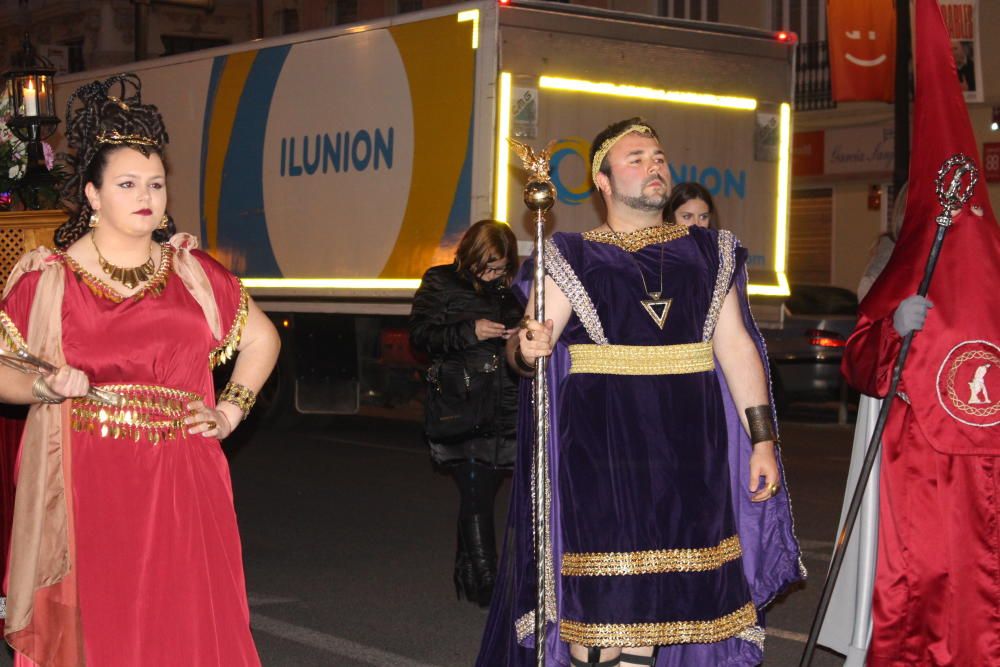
[1,74,280,666]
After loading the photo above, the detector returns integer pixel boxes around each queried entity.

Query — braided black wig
[55,73,173,248]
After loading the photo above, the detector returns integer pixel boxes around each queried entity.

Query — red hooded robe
[841,1,1000,664]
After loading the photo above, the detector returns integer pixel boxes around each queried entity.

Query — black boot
[459,513,497,607]
[453,523,477,601]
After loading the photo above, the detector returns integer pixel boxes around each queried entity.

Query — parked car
[751,284,859,416]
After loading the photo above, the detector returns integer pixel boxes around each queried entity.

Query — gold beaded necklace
[90,231,156,290]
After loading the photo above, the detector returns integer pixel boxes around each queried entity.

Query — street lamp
[3,35,60,209]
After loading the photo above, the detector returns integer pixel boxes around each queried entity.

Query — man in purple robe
[476,118,803,667]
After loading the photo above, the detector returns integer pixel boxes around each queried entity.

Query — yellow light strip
[457,9,479,49]
[539,76,757,111]
[494,71,512,223]
[243,278,421,290]
[747,102,791,296]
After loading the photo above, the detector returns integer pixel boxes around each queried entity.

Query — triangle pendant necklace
[611,226,671,330]
[641,296,672,330]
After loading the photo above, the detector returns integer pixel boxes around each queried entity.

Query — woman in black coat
[409,220,521,607]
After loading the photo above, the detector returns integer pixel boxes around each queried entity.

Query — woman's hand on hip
[185,399,235,439]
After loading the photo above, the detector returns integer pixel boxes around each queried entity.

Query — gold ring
[204,420,217,429]
[526,330,534,341]
[768,483,780,496]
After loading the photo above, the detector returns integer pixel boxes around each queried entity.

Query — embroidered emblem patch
[936,340,1000,428]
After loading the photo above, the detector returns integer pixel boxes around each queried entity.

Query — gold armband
[218,381,257,416]
[745,405,777,444]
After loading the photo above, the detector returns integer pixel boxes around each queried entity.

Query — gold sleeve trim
[568,341,714,375]
[0,310,27,351]
[209,282,249,369]
[561,535,742,576]
[559,601,757,647]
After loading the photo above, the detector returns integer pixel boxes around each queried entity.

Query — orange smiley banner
[827,0,897,102]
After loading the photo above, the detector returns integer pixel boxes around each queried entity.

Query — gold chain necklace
[91,231,156,290]
[609,225,673,330]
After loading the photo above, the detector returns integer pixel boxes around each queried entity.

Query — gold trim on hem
[559,601,757,647]
[568,342,714,375]
[561,535,742,576]
[582,224,688,253]
[210,282,249,369]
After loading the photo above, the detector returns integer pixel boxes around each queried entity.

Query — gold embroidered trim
[568,342,714,375]
[561,535,742,576]
[210,282,249,369]
[582,224,688,253]
[57,244,174,303]
[71,383,200,444]
[559,601,757,647]
[0,310,27,351]
[703,230,736,342]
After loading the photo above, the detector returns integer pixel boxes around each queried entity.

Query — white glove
[892,295,933,336]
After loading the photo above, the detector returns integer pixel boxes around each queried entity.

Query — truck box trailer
[53,0,796,419]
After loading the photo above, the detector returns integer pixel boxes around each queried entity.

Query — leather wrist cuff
[745,404,777,444]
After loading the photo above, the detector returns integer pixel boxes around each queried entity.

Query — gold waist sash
[568,341,714,375]
[71,383,200,443]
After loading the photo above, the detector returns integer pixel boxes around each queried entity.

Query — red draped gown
[2,246,260,666]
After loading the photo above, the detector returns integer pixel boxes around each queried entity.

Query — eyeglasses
[480,263,508,278]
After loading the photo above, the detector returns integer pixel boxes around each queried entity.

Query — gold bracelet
[32,375,65,404]
[218,381,256,417]
[745,405,777,444]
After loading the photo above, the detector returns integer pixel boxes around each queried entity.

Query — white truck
[54,0,796,419]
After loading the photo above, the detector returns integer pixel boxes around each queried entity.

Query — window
[335,0,358,24]
[397,0,422,14]
[659,0,719,22]
[281,9,300,34]
[63,38,85,74]
[160,35,230,56]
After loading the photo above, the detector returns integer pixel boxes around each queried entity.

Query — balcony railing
[796,41,836,111]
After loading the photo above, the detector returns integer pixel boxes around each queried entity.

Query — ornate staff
[0,346,124,407]
[799,154,979,666]
[509,138,556,667]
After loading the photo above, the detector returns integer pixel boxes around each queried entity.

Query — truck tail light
[807,329,846,348]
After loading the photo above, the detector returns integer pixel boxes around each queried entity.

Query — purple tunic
[477,225,803,666]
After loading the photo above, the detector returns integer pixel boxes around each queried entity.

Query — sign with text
[940,0,983,103]
[824,122,894,175]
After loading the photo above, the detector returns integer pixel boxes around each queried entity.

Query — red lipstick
[134,208,153,216]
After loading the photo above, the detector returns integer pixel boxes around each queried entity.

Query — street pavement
[1,411,855,666]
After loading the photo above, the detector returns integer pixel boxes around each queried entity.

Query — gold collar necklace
[90,231,156,290]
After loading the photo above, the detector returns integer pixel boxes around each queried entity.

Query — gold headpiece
[591,123,656,184]
[95,131,160,148]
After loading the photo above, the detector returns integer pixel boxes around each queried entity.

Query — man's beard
[610,176,668,213]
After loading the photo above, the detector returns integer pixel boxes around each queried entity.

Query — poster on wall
[939,0,983,103]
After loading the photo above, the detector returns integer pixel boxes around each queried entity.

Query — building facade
[1,0,996,294]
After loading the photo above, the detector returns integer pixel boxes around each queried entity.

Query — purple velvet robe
[476,226,803,666]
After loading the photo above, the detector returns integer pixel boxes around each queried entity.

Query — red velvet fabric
[3,250,259,666]
[0,410,26,635]
[840,1,1000,664]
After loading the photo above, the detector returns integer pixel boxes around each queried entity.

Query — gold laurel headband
[95,131,160,148]
[591,123,656,184]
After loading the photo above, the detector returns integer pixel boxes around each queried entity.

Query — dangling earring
[89,211,100,228]
[158,214,169,230]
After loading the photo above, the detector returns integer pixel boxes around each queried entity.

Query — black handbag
[424,355,499,443]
